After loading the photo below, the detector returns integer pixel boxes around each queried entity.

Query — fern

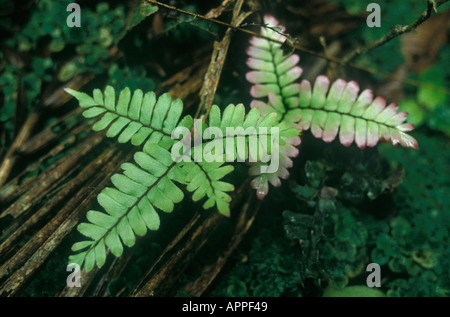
[245,14,418,199]
[245,15,304,199]
[206,103,289,162]
[66,14,419,272]
[66,87,281,271]
[69,143,186,272]
[297,76,418,149]
[181,161,234,216]
[65,86,187,149]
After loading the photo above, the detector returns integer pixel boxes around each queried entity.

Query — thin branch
[342,0,449,64]
[146,0,450,95]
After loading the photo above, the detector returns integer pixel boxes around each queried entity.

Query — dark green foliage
[330,0,425,73]
[126,1,159,34]
[398,45,450,137]
[208,128,449,297]
[7,0,125,72]
[287,131,449,296]
[3,0,448,298]
[0,59,53,143]
[377,132,450,296]
[208,226,305,297]
[164,4,220,43]
[0,0,126,149]
[108,64,157,92]
[280,144,394,290]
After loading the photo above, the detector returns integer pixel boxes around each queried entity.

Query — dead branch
[195,0,250,120]
[130,180,251,297]
[183,197,261,296]
[341,0,449,64]
[0,143,131,296]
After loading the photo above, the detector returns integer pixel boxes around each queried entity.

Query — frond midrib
[96,104,173,138]
[80,159,177,264]
[298,105,405,129]
[267,39,290,123]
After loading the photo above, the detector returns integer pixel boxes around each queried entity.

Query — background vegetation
[0,0,448,297]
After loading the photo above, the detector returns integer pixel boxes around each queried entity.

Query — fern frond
[245,14,418,199]
[207,104,280,162]
[69,142,186,272]
[186,103,289,214]
[245,15,303,199]
[177,103,288,212]
[297,76,418,149]
[206,103,300,200]
[181,161,235,217]
[66,94,284,270]
[248,127,301,199]
[246,15,302,123]
[65,86,185,149]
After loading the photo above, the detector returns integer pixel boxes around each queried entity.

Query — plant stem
[341,0,448,65]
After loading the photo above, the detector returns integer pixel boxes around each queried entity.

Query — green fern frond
[65,86,185,149]
[69,142,186,272]
[245,15,303,199]
[66,88,282,271]
[207,104,282,162]
[181,161,234,216]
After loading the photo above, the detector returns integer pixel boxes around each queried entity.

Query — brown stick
[0,132,105,222]
[166,56,210,107]
[57,266,101,297]
[130,179,250,297]
[0,144,130,296]
[205,0,236,19]
[0,133,77,204]
[132,212,222,297]
[15,108,83,156]
[0,120,91,204]
[0,111,40,187]
[183,196,261,296]
[0,133,111,264]
[195,0,250,120]
[0,73,94,188]
[131,213,200,296]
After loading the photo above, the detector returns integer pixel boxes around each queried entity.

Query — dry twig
[342,0,449,64]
